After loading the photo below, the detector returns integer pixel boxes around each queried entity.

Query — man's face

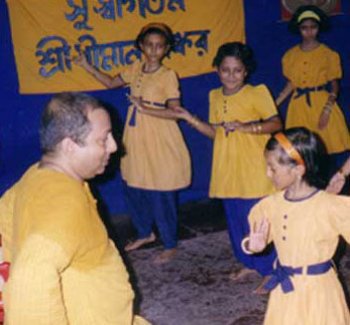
[72,108,117,180]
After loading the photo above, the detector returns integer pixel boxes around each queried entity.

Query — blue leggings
[223,198,276,276]
[123,183,177,249]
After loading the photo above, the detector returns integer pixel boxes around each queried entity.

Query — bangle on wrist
[257,123,262,134]
[251,124,257,133]
[326,99,334,106]
[189,115,200,128]
[323,104,332,114]
[241,237,253,255]
[329,92,337,100]
[251,123,262,134]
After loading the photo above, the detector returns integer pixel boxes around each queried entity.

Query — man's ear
[60,137,78,154]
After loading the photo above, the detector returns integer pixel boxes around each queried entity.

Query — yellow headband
[140,23,171,37]
[297,10,320,23]
[274,133,305,166]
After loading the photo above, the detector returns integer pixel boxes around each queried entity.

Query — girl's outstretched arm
[128,96,183,120]
[275,81,294,106]
[173,106,216,139]
[232,116,282,135]
[74,54,125,89]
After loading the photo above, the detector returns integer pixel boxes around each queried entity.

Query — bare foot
[229,267,257,281]
[253,275,270,295]
[124,233,156,252]
[153,248,177,265]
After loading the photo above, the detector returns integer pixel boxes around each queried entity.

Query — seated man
[0,92,150,324]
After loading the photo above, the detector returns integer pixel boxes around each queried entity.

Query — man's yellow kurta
[0,164,149,324]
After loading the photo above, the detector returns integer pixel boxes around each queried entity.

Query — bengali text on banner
[7,0,245,94]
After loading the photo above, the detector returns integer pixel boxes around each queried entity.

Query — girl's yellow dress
[249,190,350,325]
[120,60,191,191]
[209,84,277,198]
[282,44,350,154]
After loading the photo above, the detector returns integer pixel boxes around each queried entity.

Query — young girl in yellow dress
[175,42,282,292]
[244,127,350,324]
[275,5,350,163]
[75,23,191,264]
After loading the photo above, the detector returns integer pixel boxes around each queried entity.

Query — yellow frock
[120,60,191,191]
[209,84,277,198]
[282,44,350,154]
[249,190,350,325]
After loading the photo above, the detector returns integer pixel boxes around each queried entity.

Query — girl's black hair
[265,127,329,189]
[212,42,256,75]
[288,5,329,34]
[135,23,175,54]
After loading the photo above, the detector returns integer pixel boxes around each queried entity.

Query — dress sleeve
[281,50,292,80]
[164,69,180,101]
[329,194,350,243]
[252,85,279,120]
[326,49,342,80]
[248,197,273,244]
[5,235,70,324]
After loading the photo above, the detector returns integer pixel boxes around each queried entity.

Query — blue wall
[1,0,350,216]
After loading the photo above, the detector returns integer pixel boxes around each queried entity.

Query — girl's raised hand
[248,218,269,253]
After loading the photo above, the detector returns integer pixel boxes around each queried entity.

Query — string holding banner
[7,0,244,94]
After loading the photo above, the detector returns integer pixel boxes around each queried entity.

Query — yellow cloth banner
[7,0,245,94]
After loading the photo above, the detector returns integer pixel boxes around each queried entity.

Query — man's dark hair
[40,92,103,153]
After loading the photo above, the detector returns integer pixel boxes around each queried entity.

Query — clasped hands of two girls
[128,94,252,135]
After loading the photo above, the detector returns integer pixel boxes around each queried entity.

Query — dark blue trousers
[223,198,276,276]
[123,183,177,249]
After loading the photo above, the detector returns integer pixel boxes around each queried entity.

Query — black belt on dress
[293,84,327,107]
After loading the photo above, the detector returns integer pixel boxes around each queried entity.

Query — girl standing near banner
[275,5,350,170]
[74,23,191,264]
[245,127,350,325]
[174,42,282,293]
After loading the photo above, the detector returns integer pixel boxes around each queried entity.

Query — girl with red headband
[244,127,350,324]
[75,23,191,264]
[276,5,350,170]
